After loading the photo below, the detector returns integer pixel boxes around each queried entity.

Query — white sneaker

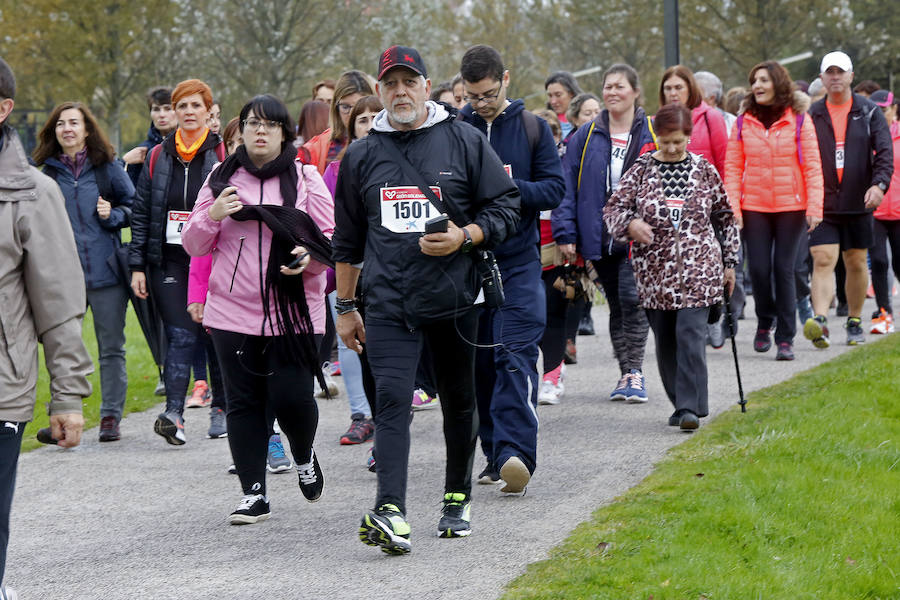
[316,362,340,398]
[538,380,563,405]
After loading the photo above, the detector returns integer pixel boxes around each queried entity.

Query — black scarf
[208,145,332,385]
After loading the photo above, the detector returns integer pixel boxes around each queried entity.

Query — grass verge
[502,334,900,599]
[23,306,162,453]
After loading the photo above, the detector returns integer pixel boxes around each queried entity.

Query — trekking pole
[710,209,747,412]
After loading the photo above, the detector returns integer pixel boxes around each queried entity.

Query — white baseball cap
[820,51,853,73]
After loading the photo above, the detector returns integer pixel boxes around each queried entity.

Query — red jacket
[689,101,728,179]
[874,121,900,220]
[299,129,333,175]
[724,94,824,220]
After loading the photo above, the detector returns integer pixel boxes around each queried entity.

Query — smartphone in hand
[424,214,449,234]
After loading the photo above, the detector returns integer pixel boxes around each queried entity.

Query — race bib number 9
[665,197,684,230]
[380,186,441,233]
[835,142,845,170]
[166,210,190,245]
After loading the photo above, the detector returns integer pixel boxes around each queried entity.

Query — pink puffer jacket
[874,122,900,221]
[689,102,728,179]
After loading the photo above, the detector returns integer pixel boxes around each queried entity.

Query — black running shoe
[296,451,324,502]
[477,464,500,484]
[359,504,411,555]
[438,492,471,538]
[229,494,270,525]
[845,317,865,345]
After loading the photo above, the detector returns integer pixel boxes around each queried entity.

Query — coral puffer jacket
[689,102,728,179]
[724,95,824,220]
[874,122,900,221]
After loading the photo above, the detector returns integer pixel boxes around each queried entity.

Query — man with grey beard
[333,45,520,554]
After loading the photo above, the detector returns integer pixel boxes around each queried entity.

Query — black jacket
[129,132,222,270]
[459,99,564,268]
[332,109,520,328]
[809,94,894,215]
[125,123,166,188]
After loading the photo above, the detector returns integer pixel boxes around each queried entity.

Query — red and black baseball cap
[377,45,427,80]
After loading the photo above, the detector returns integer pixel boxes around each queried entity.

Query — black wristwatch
[460,228,474,253]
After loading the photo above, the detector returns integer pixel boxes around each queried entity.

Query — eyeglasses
[464,84,503,107]
[337,102,355,114]
[243,118,281,131]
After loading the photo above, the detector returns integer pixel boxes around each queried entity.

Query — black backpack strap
[42,163,59,182]
[93,162,113,201]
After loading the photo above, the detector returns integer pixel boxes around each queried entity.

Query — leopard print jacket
[603,152,740,310]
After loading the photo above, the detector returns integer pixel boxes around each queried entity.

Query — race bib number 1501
[380,186,442,233]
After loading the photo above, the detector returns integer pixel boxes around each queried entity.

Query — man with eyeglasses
[458,44,564,495]
[333,45,520,554]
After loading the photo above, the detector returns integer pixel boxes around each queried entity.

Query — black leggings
[210,329,320,497]
[742,210,806,344]
[540,267,570,373]
[872,218,900,314]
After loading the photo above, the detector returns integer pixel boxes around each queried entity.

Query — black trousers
[742,210,806,344]
[646,307,710,418]
[0,420,24,587]
[210,329,319,497]
[365,311,478,514]
[872,218,900,314]
[540,267,570,373]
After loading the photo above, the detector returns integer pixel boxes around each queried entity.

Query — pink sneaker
[411,388,439,411]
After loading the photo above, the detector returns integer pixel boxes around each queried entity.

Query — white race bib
[666,197,684,230]
[166,210,190,245]
[380,186,441,233]
[835,142,845,170]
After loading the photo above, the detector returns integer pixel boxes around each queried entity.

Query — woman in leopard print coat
[604,104,740,430]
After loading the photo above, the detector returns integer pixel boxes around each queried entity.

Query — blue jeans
[0,420,25,587]
[86,285,128,421]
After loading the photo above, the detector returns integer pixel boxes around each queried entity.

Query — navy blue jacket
[460,99,564,268]
[43,158,135,289]
[125,124,165,188]
[552,108,655,259]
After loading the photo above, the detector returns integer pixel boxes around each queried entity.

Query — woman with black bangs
[183,94,335,525]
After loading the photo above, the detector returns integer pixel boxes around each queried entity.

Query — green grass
[503,335,900,599]
[23,305,162,453]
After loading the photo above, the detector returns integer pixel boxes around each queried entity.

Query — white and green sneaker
[359,504,411,555]
[438,492,471,538]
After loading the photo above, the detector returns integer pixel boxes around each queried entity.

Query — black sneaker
[753,328,772,352]
[477,464,500,484]
[99,416,121,442]
[296,451,324,502]
[438,492,472,538]
[845,317,865,345]
[340,414,374,445]
[229,494,270,525]
[775,342,795,361]
[359,504,411,555]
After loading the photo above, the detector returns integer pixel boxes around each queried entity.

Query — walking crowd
[0,38,896,593]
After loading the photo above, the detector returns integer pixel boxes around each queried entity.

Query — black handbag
[377,134,505,308]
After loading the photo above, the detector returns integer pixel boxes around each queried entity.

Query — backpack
[457,109,541,154]
[147,140,226,178]
[44,161,113,200]
[736,112,805,165]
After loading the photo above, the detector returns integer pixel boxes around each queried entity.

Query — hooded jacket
[459,99,565,268]
[129,131,223,270]
[182,161,334,336]
[0,126,92,422]
[125,123,165,187]
[809,93,894,215]
[552,108,656,259]
[689,101,728,178]
[874,121,900,221]
[604,152,741,310]
[724,91,824,220]
[332,101,520,328]
[42,157,135,289]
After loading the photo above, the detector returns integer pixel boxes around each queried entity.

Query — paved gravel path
[7,298,874,599]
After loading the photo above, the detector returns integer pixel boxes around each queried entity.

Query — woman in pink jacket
[183,95,335,525]
[659,65,728,179]
[724,61,824,360]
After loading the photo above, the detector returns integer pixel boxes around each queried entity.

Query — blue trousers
[476,260,546,474]
[86,284,128,421]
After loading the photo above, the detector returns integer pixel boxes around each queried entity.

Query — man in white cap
[804,51,894,347]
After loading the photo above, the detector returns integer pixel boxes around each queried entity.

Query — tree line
[1,0,896,152]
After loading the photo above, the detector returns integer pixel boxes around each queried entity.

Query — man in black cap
[333,45,520,554]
